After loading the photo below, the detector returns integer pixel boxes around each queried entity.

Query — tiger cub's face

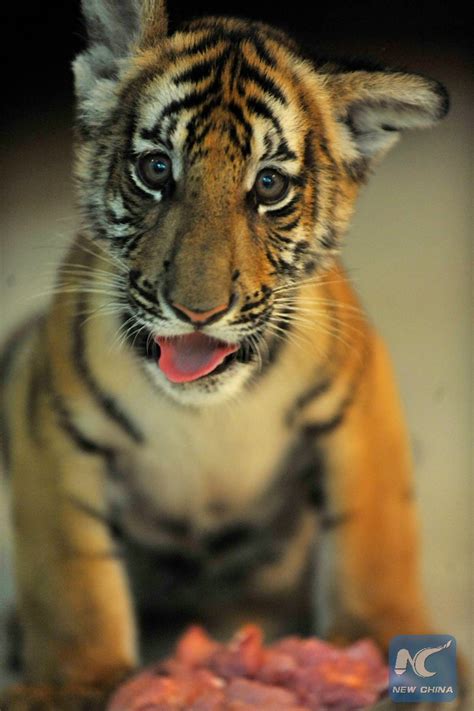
[73,11,447,405]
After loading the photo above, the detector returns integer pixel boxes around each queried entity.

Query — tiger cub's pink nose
[171,300,232,325]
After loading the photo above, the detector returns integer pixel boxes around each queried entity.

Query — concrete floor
[0,43,472,692]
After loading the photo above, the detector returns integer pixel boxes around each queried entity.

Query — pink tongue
[156,333,239,383]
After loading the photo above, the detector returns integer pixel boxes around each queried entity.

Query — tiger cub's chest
[110,403,319,613]
[112,385,302,549]
[118,416,294,545]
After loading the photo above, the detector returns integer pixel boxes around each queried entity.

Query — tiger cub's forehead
[131,29,308,176]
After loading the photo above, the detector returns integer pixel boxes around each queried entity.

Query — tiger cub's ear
[321,69,449,172]
[73,0,167,121]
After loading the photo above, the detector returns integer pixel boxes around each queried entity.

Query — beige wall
[1,46,472,684]
[344,54,473,662]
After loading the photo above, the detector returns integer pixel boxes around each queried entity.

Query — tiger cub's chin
[142,355,255,406]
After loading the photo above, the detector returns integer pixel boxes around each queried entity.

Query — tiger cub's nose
[170,297,235,326]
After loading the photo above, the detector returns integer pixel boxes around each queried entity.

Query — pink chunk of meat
[209,625,265,678]
[107,625,388,711]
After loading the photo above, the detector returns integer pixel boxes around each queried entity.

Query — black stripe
[278,217,301,232]
[184,96,221,144]
[227,101,253,140]
[265,246,280,272]
[173,57,219,85]
[177,26,278,72]
[66,494,123,542]
[129,270,158,304]
[274,140,298,162]
[124,175,157,202]
[227,49,243,94]
[238,58,287,105]
[0,314,43,472]
[248,34,278,69]
[304,130,316,172]
[344,157,370,182]
[273,256,298,277]
[319,510,353,531]
[293,239,311,257]
[278,420,352,532]
[26,360,43,443]
[51,385,117,457]
[191,94,224,124]
[262,132,273,158]
[246,96,282,134]
[174,34,222,58]
[179,99,225,153]
[289,172,307,189]
[294,340,372,438]
[159,75,222,121]
[119,230,146,259]
[246,313,293,382]
[204,523,256,555]
[67,495,115,527]
[240,291,272,314]
[287,378,333,425]
[266,196,300,220]
[269,232,293,246]
[226,121,248,156]
[303,130,321,240]
[105,209,132,226]
[302,409,346,437]
[163,115,180,146]
[128,289,159,313]
[121,198,172,260]
[0,314,40,385]
[72,293,143,444]
[319,226,338,250]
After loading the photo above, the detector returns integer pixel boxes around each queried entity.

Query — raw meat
[108,625,388,710]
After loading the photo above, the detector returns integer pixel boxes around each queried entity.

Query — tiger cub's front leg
[313,333,431,651]
[5,405,137,706]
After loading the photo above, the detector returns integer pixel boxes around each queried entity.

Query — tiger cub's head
[73,0,448,405]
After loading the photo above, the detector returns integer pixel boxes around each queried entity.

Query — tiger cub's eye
[254,168,289,205]
[137,153,172,189]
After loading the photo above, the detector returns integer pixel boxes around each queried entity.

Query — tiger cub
[0,0,452,707]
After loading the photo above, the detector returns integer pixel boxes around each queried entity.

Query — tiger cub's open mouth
[154,333,240,383]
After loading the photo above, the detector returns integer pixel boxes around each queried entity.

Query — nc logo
[389,635,457,703]
[394,639,452,678]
